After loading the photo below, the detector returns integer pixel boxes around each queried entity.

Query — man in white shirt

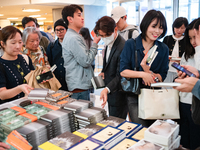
[111,6,139,40]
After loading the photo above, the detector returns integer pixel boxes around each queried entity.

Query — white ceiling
[0,0,107,23]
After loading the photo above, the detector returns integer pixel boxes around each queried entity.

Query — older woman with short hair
[22,27,49,68]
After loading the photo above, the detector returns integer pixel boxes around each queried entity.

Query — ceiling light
[0,14,4,16]
[29,15,41,17]
[7,18,18,20]
[23,9,40,12]
[37,18,46,20]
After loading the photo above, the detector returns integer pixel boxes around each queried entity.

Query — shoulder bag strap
[133,39,138,71]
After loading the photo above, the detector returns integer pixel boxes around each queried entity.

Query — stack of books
[97,116,126,127]
[3,130,32,150]
[45,90,73,102]
[47,131,84,149]
[38,97,76,109]
[116,121,142,137]
[64,100,93,114]
[0,115,32,140]
[144,120,180,150]
[127,139,164,150]
[0,106,26,121]
[28,88,49,100]
[40,109,76,137]
[75,107,106,128]
[68,138,104,150]
[24,103,51,119]
[16,121,50,149]
[89,125,126,149]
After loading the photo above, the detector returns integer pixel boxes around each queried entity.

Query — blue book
[116,121,142,137]
[88,125,126,150]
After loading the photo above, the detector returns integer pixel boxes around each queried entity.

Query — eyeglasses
[55,28,65,33]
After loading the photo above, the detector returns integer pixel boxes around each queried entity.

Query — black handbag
[191,95,200,125]
[121,41,140,95]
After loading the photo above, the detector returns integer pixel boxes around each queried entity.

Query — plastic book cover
[97,116,125,127]
[28,88,49,99]
[1,115,31,131]
[45,90,72,102]
[110,138,137,150]
[117,121,142,136]
[68,138,104,150]
[48,131,83,149]
[0,109,19,121]
[3,130,32,150]
[26,107,50,119]
[146,45,158,65]
[24,103,44,111]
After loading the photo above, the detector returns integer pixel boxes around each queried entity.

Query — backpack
[128,27,139,39]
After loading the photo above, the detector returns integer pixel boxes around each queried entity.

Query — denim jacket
[120,34,169,81]
[62,29,98,91]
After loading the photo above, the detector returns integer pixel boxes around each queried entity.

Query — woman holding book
[163,17,188,83]
[120,10,169,126]
[0,26,34,104]
[179,18,200,149]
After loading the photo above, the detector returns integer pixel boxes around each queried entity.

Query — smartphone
[91,30,99,37]
[36,71,54,83]
[171,62,196,77]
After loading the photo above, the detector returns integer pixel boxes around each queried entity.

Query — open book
[146,45,158,66]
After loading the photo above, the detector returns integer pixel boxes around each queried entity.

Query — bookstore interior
[0,0,198,149]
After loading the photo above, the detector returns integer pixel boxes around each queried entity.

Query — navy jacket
[120,34,169,82]
[46,39,68,91]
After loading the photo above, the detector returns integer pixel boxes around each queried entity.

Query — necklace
[13,62,26,83]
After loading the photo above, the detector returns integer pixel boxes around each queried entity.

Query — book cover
[28,88,49,100]
[45,90,72,102]
[130,127,147,141]
[75,123,104,138]
[110,138,137,150]
[97,116,125,127]
[68,138,104,150]
[117,121,142,137]
[48,131,83,149]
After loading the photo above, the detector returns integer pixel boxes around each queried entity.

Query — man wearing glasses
[46,19,68,91]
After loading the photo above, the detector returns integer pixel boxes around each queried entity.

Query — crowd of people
[1,4,200,150]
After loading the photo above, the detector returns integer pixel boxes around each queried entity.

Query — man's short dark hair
[94,16,116,36]
[21,17,36,28]
[140,9,167,40]
[172,17,188,34]
[62,4,83,26]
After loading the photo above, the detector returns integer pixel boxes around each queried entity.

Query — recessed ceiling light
[29,15,41,17]
[0,14,4,16]
[7,18,18,20]
[37,18,46,20]
[23,9,40,12]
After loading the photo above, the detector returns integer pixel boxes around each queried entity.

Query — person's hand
[18,84,33,95]
[140,54,150,72]
[98,72,104,79]
[142,72,155,86]
[0,142,10,150]
[194,25,200,46]
[100,88,108,108]
[177,65,199,78]
[93,33,101,44]
[174,77,199,92]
